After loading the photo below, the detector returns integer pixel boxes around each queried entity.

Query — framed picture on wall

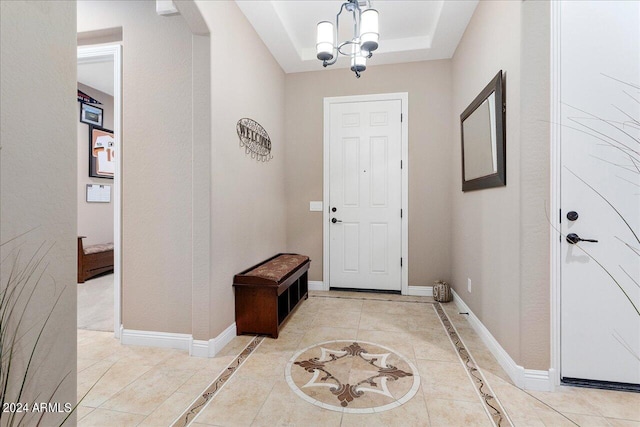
[80,102,103,127]
[89,126,115,179]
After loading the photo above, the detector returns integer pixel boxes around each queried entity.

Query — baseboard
[121,323,237,359]
[451,290,554,392]
[121,328,192,351]
[406,285,433,297]
[212,322,237,355]
[525,368,556,392]
[308,280,325,291]
[190,322,237,358]
[190,339,211,358]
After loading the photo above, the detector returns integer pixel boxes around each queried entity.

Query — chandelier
[316,0,379,78]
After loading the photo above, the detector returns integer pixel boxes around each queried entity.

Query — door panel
[370,137,388,207]
[560,1,640,385]
[343,224,360,273]
[370,223,388,273]
[329,100,402,291]
[343,137,360,207]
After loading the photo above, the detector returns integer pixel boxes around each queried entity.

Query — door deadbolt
[567,211,579,221]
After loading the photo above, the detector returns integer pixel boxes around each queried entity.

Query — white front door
[560,1,640,385]
[328,99,402,291]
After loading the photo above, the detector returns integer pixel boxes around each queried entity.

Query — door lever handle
[566,233,598,244]
[331,218,342,224]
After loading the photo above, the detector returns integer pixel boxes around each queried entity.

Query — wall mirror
[460,70,506,192]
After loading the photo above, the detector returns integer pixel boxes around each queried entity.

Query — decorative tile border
[285,340,421,414]
[433,303,513,427]
[171,335,265,427]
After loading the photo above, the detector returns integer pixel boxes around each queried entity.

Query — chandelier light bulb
[350,44,366,74]
[316,21,335,61]
[360,8,379,52]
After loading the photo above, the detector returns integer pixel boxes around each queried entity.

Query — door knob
[331,218,342,224]
[566,233,598,244]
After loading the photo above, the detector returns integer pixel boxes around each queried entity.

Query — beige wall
[77,82,114,247]
[78,0,194,334]
[450,0,550,369]
[1,0,77,422]
[195,0,288,337]
[74,0,552,371]
[284,61,453,286]
[518,0,551,370]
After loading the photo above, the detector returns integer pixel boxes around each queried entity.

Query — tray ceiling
[235,0,479,73]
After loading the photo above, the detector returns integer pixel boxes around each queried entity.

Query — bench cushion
[244,254,309,282]
[84,242,114,255]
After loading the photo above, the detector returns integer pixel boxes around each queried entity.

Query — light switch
[309,201,323,212]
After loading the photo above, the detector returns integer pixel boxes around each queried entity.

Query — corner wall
[284,61,453,287]
[195,0,288,337]
[1,0,77,422]
[450,0,550,370]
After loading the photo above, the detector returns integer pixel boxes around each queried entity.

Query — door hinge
[401,257,403,267]
[400,113,403,122]
[401,160,403,169]
[400,209,403,218]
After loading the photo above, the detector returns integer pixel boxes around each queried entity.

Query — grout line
[86,362,155,411]
[355,307,364,338]
[170,335,265,427]
[76,406,95,422]
[433,303,514,427]
[76,358,103,375]
[423,385,433,427]
[515,390,581,426]
[247,375,279,425]
[310,294,436,304]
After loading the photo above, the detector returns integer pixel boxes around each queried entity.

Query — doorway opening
[77,45,122,337]
[322,93,409,294]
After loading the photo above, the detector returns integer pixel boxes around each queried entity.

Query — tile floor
[77,291,640,426]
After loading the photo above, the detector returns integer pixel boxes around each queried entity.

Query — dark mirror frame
[460,70,506,192]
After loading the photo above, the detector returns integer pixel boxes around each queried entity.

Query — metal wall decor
[236,118,273,162]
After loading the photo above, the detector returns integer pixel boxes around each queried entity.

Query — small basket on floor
[433,281,452,302]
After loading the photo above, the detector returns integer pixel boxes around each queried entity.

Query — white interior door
[560,1,640,385]
[328,99,402,291]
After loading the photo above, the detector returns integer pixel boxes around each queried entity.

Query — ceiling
[78,60,114,96]
[235,0,478,74]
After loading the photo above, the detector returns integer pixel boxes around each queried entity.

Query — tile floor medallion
[286,340,420,413]
[171,335,265,427]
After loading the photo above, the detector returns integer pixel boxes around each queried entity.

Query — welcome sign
[236,118,273,162]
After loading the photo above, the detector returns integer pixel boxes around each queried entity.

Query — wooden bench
[77,236,114,283]
[233,253,310,338]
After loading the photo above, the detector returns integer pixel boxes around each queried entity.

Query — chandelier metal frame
[316,0,379,78]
